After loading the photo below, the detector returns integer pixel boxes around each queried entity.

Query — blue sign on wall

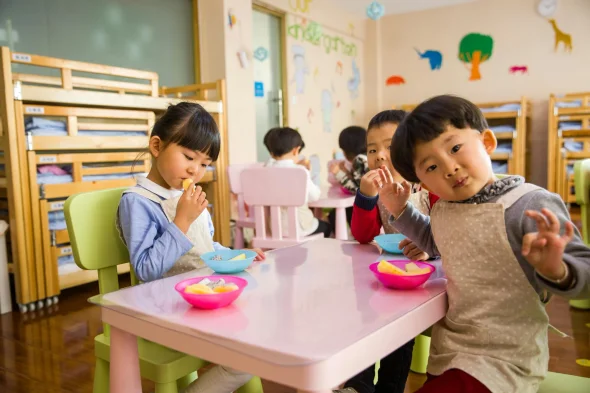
[254,81,264,97]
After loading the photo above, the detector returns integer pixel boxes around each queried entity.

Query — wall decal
[509,65,528,75]
[291,44,309,94]
[348,59,361,99]
[366,1,385,21]
[414,48,442,70]
[321,89,333,133]
[288,20,357,56]
[336,61,343,75]
[253,47,268,61]
[549,19,572,52]
[307,108,314,123]
[290,0,313,14]
[386,75,406,86]
[228,10,237,28]
[458,33,494,81]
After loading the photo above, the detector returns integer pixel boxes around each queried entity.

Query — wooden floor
[0,276,588,393]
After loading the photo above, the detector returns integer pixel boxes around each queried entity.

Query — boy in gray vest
[377,95,590,393]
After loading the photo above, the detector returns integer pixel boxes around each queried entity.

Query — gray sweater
[391,176,590,301]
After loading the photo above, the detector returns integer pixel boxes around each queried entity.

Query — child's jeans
[183,365,252,393]
[343,339,414,393]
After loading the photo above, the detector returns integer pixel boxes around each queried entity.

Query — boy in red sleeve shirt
[337,110,438,393]
[351,111,438,256]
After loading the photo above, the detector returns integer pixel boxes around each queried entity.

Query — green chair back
[64,187,138,296]
[574,159,590,245]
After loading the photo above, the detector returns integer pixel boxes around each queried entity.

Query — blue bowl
[201,249,256,274]
[374,234,406,254]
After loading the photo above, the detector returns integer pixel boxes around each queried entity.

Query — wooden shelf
[19,85,222,113]
[494,131,515,140]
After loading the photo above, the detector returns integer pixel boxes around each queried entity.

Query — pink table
[93,239,447,393]
[308,187,355,240]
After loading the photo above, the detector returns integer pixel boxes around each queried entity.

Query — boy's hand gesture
[522,208,574,281]
[375,165,411,218]
[359,170,382,197]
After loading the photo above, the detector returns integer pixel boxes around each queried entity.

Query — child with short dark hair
[336,111,435,393]
[329,126,369,193]
[264,127,332,237]
[378,94,590,393]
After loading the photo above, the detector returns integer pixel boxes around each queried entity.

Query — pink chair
[241,166,323,249]
[227,163,263,249]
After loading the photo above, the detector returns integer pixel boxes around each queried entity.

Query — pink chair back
[241,166,322,249]
[228,163,263,222]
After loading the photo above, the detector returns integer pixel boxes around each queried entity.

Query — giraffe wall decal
[549,19,573,52]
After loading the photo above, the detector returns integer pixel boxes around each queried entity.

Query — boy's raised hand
[522,208,574,281]
[359,170,382,197]
[375,165,411,218]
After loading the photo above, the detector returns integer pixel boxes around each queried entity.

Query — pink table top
[308,186,355,209]
[93,238,447,368]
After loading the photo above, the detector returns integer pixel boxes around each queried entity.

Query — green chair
[538,372,590,392]
[410,332,431,374]
[64,188,263,393]
[572,160,590,309]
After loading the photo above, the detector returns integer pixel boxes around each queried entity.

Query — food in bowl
[182,178,194,191]
[184,278,239,295]
[210,252,246,262]
[377,260,431,276]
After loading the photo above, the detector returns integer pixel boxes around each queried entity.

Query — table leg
[110,326,142,393]
[334,207,347,240]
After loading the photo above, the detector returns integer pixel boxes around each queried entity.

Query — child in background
[329,126,369,193]
[336,111,434,393]
[381,95,590,393]
[117,102,264,393]
[328,126,369,228]
[263,127,333,238]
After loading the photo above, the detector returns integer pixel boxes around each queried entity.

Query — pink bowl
[369,260,435,290]
[175,276,248,310]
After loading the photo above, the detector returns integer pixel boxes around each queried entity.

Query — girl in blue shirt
[117,102,264,393]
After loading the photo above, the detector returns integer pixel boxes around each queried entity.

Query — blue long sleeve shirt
[118,177,227,282]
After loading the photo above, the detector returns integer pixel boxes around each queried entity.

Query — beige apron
[428,183,549,393]
[117,186,215,278]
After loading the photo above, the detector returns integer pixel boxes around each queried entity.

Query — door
[252,6,286,162]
